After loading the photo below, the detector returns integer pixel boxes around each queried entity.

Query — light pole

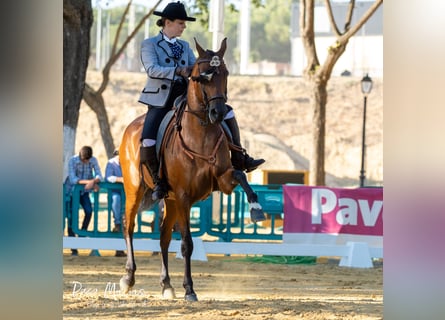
[359,74,373,187]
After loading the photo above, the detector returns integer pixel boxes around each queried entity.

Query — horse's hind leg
[119,186,144,293]
[232,169,266,223]
[159,199,179,299]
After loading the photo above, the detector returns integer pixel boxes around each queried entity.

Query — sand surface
[63,252,382,319]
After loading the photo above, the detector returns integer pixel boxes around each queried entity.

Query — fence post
[339,242,373,268]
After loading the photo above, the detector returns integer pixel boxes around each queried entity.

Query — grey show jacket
[138,32,196,108]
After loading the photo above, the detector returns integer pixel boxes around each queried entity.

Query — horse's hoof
[185,293,198,301]
[250,208,266,223]
[119,277,133,294]
[162,287,176,299]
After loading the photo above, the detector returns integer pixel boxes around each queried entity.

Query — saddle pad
[155,104,233,159]
[156,109,175,159]
[221,121,233,142]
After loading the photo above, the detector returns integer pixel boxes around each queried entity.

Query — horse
[118,38,265,301]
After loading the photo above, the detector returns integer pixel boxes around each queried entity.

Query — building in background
[290,0,383,77]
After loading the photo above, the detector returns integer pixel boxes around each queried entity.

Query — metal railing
[63,183,285,242]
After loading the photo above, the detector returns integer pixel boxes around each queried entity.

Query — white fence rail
[63,237,382,268]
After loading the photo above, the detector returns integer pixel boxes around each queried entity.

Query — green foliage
[250,0,291,63]
[90,0,294,71]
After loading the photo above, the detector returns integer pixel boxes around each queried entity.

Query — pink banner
[283,186,383,236]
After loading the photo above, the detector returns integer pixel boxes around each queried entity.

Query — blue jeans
[111,192,123,225]
[66,192,93,236]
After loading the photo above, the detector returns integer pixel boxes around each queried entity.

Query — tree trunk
[83,83,116,157]
[307,42,347,186]
[309,79,328,186]
[63,0,93,178]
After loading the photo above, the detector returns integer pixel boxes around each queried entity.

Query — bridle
[187,53,228,125]
[169,53,229,165]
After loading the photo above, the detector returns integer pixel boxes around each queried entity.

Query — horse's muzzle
[208,99,227,124]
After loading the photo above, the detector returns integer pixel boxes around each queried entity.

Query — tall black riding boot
[140,146,168,201]
[224,117,265,172]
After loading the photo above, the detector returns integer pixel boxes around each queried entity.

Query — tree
[300,0,383,185]
[63,0,93,178]
[82,0,162,159]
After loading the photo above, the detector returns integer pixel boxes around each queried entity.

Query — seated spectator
[64,146,103,256]
[105,149,125,257]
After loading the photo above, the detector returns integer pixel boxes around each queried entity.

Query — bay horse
[118,38,265,301]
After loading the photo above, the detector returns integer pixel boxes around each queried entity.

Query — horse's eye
[200,71,213,81]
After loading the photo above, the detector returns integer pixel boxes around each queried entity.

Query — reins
[178,128,225,165]
[184,92,227,126]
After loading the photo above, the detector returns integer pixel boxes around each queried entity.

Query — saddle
[155,94,188,159]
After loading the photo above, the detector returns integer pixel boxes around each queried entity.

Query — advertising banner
[283,186,383,246]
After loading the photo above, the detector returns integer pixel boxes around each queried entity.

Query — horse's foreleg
[232,169,266,223]
[177,211,197,301]
[159,199,177,299]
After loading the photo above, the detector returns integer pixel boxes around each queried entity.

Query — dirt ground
[63,251,383,319]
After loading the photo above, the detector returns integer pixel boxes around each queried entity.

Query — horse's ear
[194,37,206,58]
[216,37,227,57]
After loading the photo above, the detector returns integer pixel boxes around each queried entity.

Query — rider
[138,1,265,201]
